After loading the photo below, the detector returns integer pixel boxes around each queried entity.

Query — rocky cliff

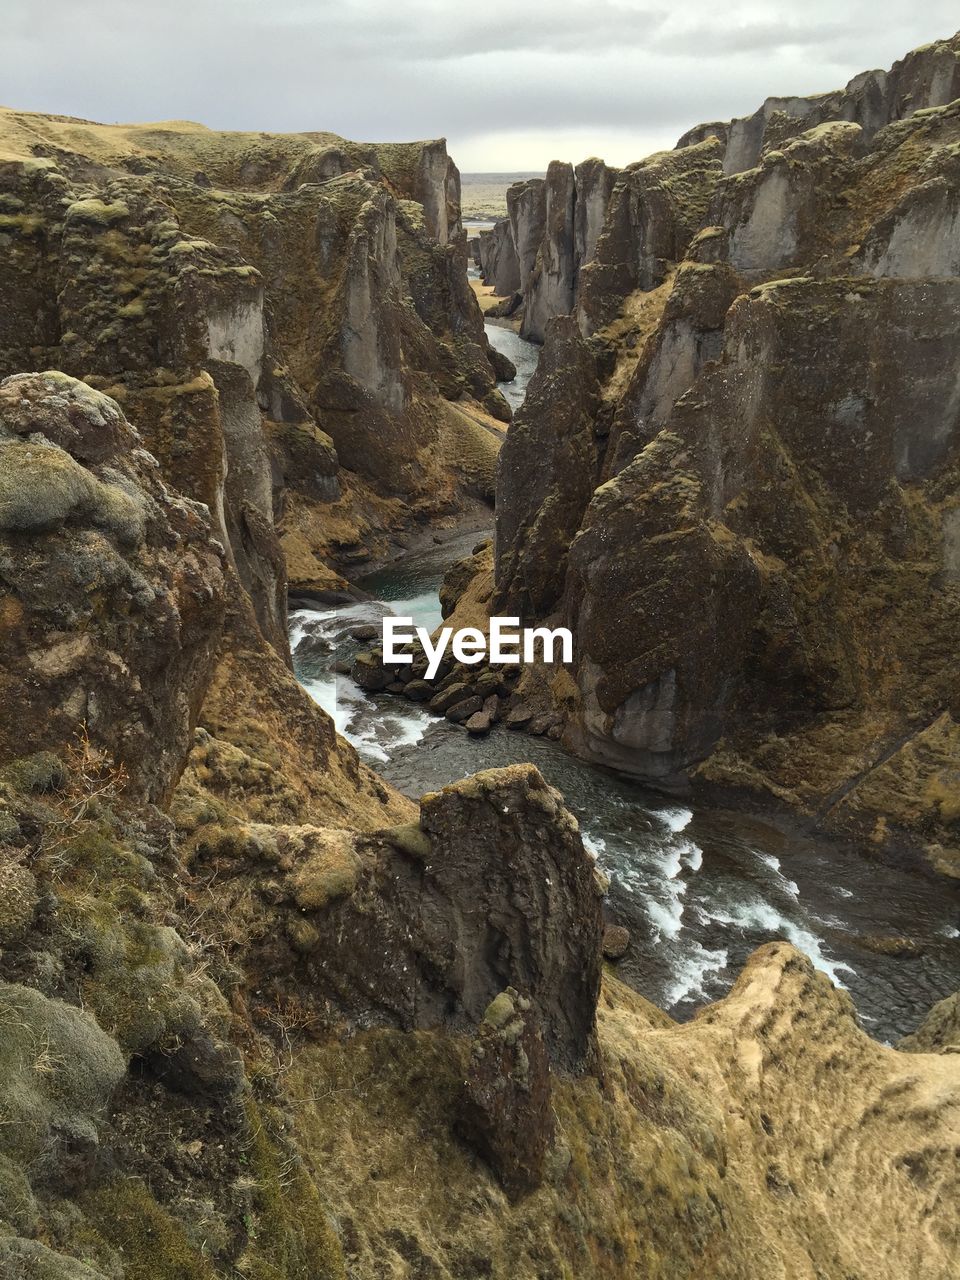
[0,382,957,1278]
[477,157,619,340]
[492,33,960,878]
[0,110,511,626]
[678,32,960,173]
[1,50,959,1280]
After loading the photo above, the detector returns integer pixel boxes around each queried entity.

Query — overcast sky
[6,3,959,170]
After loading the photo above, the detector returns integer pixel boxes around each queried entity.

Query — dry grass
[39,725,128,875]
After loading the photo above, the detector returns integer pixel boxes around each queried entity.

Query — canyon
[0,28,957,1280]
[476,32,960,881]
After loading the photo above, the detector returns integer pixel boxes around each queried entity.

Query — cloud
[3,1,958,168]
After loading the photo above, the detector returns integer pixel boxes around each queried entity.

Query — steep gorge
[0,35,957,1280]
[487,33,960,880]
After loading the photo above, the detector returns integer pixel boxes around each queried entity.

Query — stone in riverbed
[474,669,505,698]
[488,346,517,382]
[350,623,380,641]
[446,696,483,724]
[437,668,467,690]
[465,711,492,735]
[858,934,925,958]
[505,704,534,728]
[352,651,390,691]
[403,680,433,702]
[429,682,471,713]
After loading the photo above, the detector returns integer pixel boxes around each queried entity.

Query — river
[289,322,959,1043]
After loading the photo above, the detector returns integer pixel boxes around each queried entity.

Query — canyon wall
[0,112,511,624]
[0,378,956,1278]
[0,42,958,1278]
[679,33,960,173]
[481,34,960,347]
[477,158,619,340]
[493,33,960,878]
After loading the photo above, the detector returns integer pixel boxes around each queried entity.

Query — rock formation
[0,372,227,806]
[1,35,959,1280]
[678,32,960,173]
[0,111,509,620]
[0,381,606,1276]
[476,159,619,339]
[493,33,960,878]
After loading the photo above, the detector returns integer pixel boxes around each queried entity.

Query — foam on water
[581,831,605,861]
[658,806,693,833]
[681,840,703,873]
[290,604,432,765]
[707,897,855,987]
[646,894,686,940]
[754,849,799,898]
[663,942,729,1006]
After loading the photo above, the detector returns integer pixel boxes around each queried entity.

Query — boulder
[429,681,471,713]
[446,696,483,723]
[352,650,391,692]
[602,925,631,960]
[403,679,434,702]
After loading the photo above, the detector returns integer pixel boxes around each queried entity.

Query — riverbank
[290,534,960,1043]
[289,303,959,1044]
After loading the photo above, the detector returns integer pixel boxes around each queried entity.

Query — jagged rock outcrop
[0,110,508,618]
[576,140,722,333]
[478,217,521,296]
[900,988,960,1053]
[492,35,960,876]
[0,372,226,805]
[679,32,960,174]
[522,161,576,341]
[457,988,555,1198]
[478,159,620,339]
[495,317,601,616]
[176,764,603,1072]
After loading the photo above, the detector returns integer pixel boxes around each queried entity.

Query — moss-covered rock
[0,982,124,1169]
[0,373,227,806]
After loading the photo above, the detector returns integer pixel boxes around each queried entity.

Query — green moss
[0,213,43,236]
[290,831,360,910]
[381,821,431,861]
[66,199,129,226]
[83,1180,216,1280]
[0,982,125,1166]
[0,752,67,794]
[483,990,517,1030]
[240,1102,346,1280]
